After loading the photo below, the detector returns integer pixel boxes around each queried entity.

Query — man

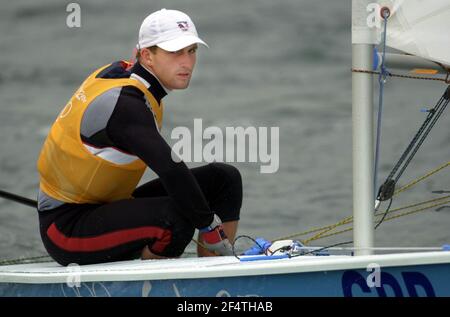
[36,9,242,266]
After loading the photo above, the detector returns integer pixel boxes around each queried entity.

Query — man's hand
[199,214,234,256]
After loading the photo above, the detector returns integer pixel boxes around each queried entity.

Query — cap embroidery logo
[177,21,189,31]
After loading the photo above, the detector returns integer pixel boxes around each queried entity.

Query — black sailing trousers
[38,163,242,266]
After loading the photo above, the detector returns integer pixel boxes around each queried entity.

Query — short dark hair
[136,46,158,59]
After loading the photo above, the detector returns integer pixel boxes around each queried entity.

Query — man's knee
[209,162,243,191]
[208,163,243,222]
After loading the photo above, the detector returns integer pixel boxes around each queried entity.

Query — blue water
[0,0,448,261]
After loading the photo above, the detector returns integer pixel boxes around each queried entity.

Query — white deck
[1,251,449,284]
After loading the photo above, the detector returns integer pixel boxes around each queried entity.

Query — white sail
[381,0,450,67]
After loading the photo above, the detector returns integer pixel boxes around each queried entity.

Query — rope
[351,68,450,83]
[286,196,449,244]
[374,9,390,198]
[275,194,449,243]
[391,91,448,184]
[394,161,449,196]
[382,195,450,216]
[274,160,449,242]
[301,216,353,245]
[378,199,450,222]
[373,86,448,204]
[304,198,450,243]
[0,255,52,266]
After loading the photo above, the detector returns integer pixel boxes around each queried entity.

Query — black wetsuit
[38,62,242,266]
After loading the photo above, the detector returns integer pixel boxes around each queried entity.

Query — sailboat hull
[1,252,449,297]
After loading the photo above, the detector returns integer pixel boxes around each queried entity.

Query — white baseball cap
[138,8,208,52]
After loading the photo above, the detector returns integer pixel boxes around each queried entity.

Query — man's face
[143,44,198,90]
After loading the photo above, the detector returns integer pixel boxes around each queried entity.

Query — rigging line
[376,86,449,204]
[300,216,353,245]
[388,101,444,180]
[376,195,450,217]
[381,200,450,222]
[388,91,448,182]
[374,8,390,200]
[394,96,449,183]
[231,235,268,260]
[375,198,393,230]
[351,68,450,83]
[303,216,354,242]
[0,255,52,266]
[275,195,450,242]
[307,199,450,242]
[394,161,449,195]
[293,241,354,257]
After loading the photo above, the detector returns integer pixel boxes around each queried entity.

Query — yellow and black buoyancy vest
[37,62,163,204]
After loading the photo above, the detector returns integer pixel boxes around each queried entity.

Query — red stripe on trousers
[46,223,172,253]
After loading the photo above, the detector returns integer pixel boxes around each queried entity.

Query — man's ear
[141,48,154,66]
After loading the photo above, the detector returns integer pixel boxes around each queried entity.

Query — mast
[351,0,378,255]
